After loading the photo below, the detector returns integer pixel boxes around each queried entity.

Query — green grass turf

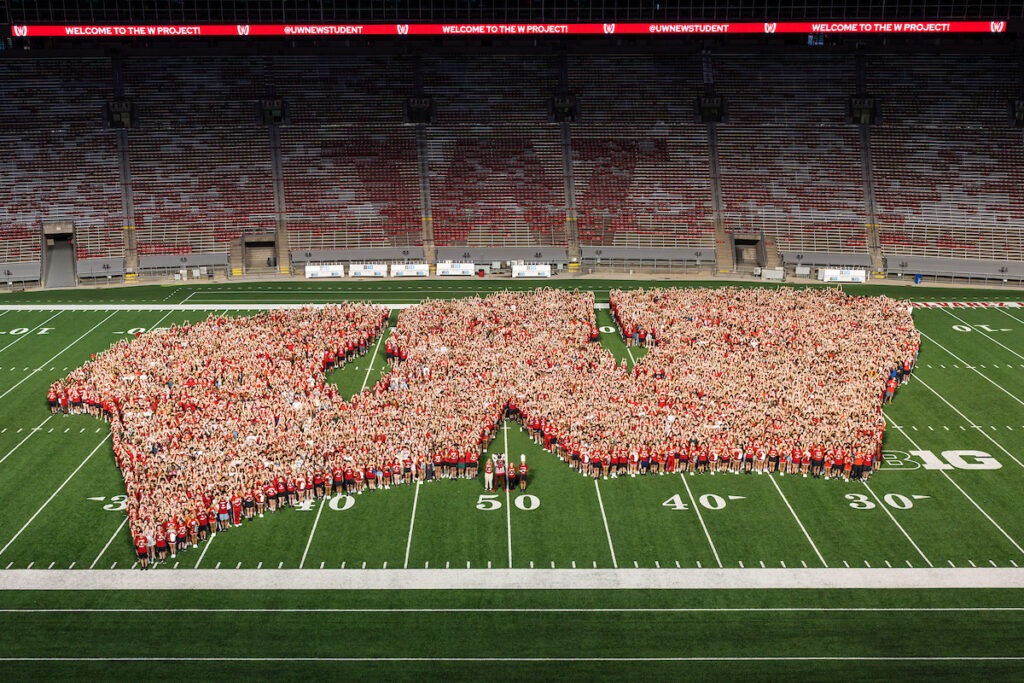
[1,280,1023,677]
[0,589,1022,681]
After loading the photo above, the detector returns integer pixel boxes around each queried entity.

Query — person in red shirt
[135,533,149,570]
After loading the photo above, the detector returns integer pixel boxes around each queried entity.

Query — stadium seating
[0,59,124,251]
[0,226,41,264]
[713,53,870,255]
[868,53,1024,262]
[122,58,277,255]
[424,55,558,125]
[427,126,567,246]
[571,128,715,248]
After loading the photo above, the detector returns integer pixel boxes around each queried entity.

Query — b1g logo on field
[883,449,1001,471]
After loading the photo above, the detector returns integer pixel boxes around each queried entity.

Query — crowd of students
[48,287,918,568]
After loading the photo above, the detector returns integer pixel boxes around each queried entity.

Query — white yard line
[861,481,932,568]
[89,517,129,569]
[193,532,215,569]
[909,375,1024,471]
[299,498,327,569]
[4,606,1024,614]
[995,307,1024,326]
[888,419,1024,557]
[917,330,1024,408]
[0,415,52,467]
[0,311,118,402]
[0,656,1022,663]
[681,472,723,568]
[592,480,618,569]
[359,329,388,393]
[0,311,62,355]
[768,476,828,568]
[0,435,110,558]
[2,567,1024,590]
[939,308,1024,362]
[503,421,513,568]
[403,482,421,569]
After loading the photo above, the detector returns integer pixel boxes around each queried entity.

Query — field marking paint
[360,329,388,393]
[888,419,1024,557]
[0,311,62,354]
[89,517,129,570]
[939,308,1024,362]
[861,482,932,567]
[910,375,1024,471]
[769,476,828,567]
[298,498,326,569]
[503,421,512,569]
[0,415,52,467]
[592,480,618,569]
[4,604,1013,612]
[0,435,110,559]
[193,533,215,569]
[0,312,118,403]
[917,330,1024,408]
[680,472,722,568]
[2,656,1024,664]
[403,480,420,569]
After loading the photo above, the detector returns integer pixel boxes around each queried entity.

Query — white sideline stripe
[0,311,62,354]
[4,606,1024,614]
[2,568,1024,590]
[0,311,118,403]
[0,435,110,558]
[917,330,1024,409]
[911,375,1024,472]
[299,498,326,570]
[888,420,1024,557]
[0,415,52,467]
[939,308,1024,362]
[681,471,722,568]
[0,303,613,312]
[403,481,420,569]
[593,480,618,569]
[769,476,828,568]
[862,481,932,568]
[1,656,1022,663]
[90,516,129,569]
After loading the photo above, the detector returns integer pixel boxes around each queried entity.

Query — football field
[0,278,1023,678]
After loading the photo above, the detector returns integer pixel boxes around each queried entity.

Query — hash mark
[780,561,786,568]
[864,561,871,568]
[759,560,765,568]
[802,561,808,568]
[26,562,33,569]
[47,562,54,569]
[675,561,681,568]
[4,563,11,570]
[969,560,977,567]
[885,560,892,568]
[990,560,999,567]
[697,561,702,568]
[739,561,744,568]
[488,561,492,569]
[530,561,534,569]
[948,560,956,568]
[445,561,449,569]
[551,561,555,569]
[278,562,284,569]
[1011,560,1019,568]
[68,562,75,569]
[236,562,241,569]
[257,562,262,569]
[634,560,639,568]
[173,562,179,569]
[216,562,221,569]
[110,562,116,569]
[906,560,913,568]
[573,561,578,568]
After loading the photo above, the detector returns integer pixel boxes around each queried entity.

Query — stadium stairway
[43,241,76,288]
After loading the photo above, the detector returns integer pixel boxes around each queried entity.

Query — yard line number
[477,494,540,511]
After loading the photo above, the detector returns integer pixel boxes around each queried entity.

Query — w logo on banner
[991,21,1006,32]
[764,22,777,34]
[603,24,616,34]
[236,24,250,35]
[397,24,409,35]
[12,25,27,37]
